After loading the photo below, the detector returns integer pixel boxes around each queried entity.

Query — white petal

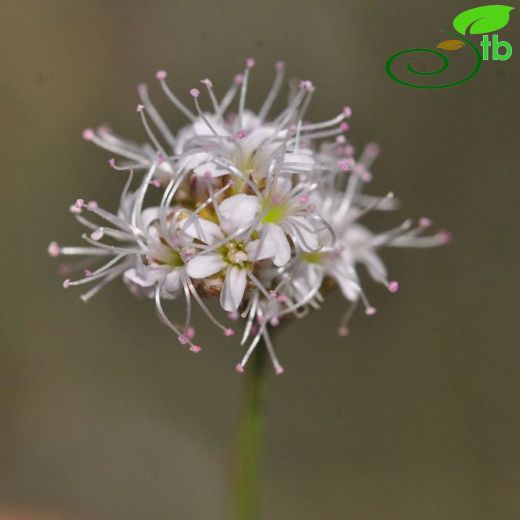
[240,126,275,155]
[193,161,229,178]
[286,216,319,252]
[337,277,360,301]
[271,176,292,197]
[139,207,161,231]
[175,117,228,151]
[163,270,182,294]
[245,238,276,262]
[345,224,372,245]
[220,266,247,312]
[186,253,225,278]
[261,223,291,266]
[219,194,260,234]
[282,151,315,173]
[340,245,355,265]
[239,110,262,131]
[191,115,227,136]
[158,161,174,175]
[291,264,323,297]
[359,251,387,282]
[180,216,224,244]
[332,267,360,301]
[124,267,162,287]
[177,151,211,172]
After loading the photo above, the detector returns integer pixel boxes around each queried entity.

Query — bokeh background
[1,1,519,518]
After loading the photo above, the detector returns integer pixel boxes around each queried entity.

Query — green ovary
[167,250,184,268]
[223,241,251,268]
[262,204,288,224]
[302,251,323,264]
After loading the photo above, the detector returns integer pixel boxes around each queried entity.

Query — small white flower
[185,194,279,311]
[257,176,325,266]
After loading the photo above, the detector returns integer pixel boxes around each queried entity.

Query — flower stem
[232,343,268,520]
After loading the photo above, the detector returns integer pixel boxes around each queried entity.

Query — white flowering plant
[49,58,449,375]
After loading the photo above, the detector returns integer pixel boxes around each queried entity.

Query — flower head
[50,59,448,373]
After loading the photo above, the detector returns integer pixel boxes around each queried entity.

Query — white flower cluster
[49,59,449,373]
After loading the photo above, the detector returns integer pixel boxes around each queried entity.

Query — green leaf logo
[453,5,514,35]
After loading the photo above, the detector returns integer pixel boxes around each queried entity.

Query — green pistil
[167,250,184,268]
[302,251,323,264]
[262,203,287,224]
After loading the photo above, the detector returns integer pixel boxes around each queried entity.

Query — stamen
[119,170,135,218]
[262,329,284,374]
[238,58,255,128]
[154,282,201,353]
[190,90,229,146]
[348,192,394,224]
[359,289,376,315]
[131,162,157,230]
[241,292,259,345]
[186,278,230,333]
[48,242,61,257]
[247,272,272,301]
[82,128,146,164]
[79,263,128,302]
[338,159,352,172]
[300,109,349,132]
[236,327,264,372]
[136,104,167,157]
[181,273,193,335]
[337,301,358,336]
[59,247,110,256]
[258,60,286,122]
[218,74,242,116]
[137,83,177,147]
[156,70,196,122]
[90,228,104,241]
[437,230,453,244]
[200,78,221,117]
[270,85,308,133]
[387,280,399,293]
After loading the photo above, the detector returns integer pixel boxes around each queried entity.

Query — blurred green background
[1,1,519,518]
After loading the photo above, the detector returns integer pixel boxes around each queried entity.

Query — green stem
[232,343,268,520]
